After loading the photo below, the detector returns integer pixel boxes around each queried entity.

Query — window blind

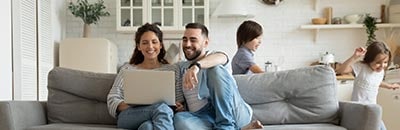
[38,0,52,101]
[12,0,38,100]
[12,0,52,101]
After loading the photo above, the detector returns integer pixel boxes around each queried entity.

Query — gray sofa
[0,66,382,130]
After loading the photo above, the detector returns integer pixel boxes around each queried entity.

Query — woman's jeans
[174,65,252,130]
[117,102,174,130]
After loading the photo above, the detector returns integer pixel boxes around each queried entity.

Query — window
[12,0,52,101]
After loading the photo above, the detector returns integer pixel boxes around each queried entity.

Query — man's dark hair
[185,23,209,38]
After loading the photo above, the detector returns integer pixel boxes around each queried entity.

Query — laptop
[122,69,175,105]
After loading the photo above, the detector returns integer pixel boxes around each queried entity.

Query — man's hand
[183,65,200,90]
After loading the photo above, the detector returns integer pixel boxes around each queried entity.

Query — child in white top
[336,41,400,130]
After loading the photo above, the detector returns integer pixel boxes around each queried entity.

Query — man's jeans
[117,102,174,130]
[174,65,252,130]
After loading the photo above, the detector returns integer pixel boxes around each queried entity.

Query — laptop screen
[122,70,176,105]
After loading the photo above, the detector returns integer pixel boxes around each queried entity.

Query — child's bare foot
[242,120,263,130]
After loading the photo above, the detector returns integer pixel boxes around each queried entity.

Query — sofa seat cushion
[47,67,117,124]
[262,123,346,130]
[26,123,123,130]
[234,66,339,125]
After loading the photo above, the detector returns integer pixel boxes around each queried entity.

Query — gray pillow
[47,67,117,124]
[234,66,339,125]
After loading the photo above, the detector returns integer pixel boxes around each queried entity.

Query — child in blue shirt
[232,20,264,75]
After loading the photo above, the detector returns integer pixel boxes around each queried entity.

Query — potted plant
[363,14,378,46]
[68,0,110,37]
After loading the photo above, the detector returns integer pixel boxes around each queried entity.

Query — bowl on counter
[312,18,327,24]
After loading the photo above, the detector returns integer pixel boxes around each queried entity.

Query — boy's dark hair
[130,23,168,65]
[185,23,209,38]
[236,20,263,48]
[363,41,391,64]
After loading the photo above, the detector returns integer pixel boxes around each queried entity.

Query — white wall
[209,0,387,70]
[0,0,12,100]
[65,0,389,70]
[52,0,66,66]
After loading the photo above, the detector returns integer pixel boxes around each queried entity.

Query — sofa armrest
[339,101,382,130]
[0,101,47,130]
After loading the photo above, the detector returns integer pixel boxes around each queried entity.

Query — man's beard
[184,49,202,61]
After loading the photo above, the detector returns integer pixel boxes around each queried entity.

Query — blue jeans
[174,66,252,130]
[117,102,174,130]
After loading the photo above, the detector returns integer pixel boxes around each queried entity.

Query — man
[173,23,263,130]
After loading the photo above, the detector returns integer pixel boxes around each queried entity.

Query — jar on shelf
[332,17,342,24]
[265,61,273,72]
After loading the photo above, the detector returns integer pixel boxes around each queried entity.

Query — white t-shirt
[351,62,384,104]
[180,50,229,112]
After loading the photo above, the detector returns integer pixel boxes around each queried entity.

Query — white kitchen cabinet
[336,80,354,101]
[116,0,209,32]
[378,88,400,130]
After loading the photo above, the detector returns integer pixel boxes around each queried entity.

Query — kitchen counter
[336,73,354,80]
[309,62,354,80]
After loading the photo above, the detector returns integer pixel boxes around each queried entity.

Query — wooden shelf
[336,74,355,80]
[300,23,400,42]
[301,23,400,29]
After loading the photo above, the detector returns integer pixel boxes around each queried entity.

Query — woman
[231,20,264,75]
[107,23,183,130]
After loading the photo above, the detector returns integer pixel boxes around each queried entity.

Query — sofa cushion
[234,66,339,125]
[262,123,346,130]
[47,67,117,124]
[26,123,122,130]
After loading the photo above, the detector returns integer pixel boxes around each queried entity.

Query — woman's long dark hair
[129,23,169,65]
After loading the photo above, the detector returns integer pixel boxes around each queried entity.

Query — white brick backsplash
[66,0,387,70]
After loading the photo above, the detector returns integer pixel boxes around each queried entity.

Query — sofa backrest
[47,67,117,124]
[46,66,339,125]
[234,66,339,125]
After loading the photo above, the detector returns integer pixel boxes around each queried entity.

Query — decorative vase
[83,24,91,37]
